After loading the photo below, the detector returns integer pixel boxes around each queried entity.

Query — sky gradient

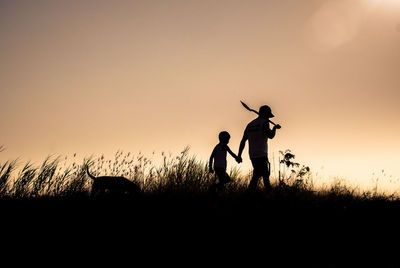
[1,0,400,191]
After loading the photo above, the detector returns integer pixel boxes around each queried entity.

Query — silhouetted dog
[86,166,140,198]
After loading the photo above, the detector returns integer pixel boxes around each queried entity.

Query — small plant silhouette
[278,149,311,188]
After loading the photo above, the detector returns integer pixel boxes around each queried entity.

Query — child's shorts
[214,167,231,184]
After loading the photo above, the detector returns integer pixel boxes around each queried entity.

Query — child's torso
[213,143,227,169]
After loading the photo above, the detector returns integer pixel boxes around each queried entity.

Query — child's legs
[215,167,231,186]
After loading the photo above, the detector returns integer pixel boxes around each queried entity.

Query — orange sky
[1,0,400,191]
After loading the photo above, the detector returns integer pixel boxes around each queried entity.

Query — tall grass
[0,146,398,205]
[0,147,236,199]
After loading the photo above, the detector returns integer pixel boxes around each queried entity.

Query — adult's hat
[259,105,274,118]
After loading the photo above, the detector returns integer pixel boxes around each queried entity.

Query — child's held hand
[236,156,242,163]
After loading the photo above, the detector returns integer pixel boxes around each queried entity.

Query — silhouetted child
[209,131,241,193]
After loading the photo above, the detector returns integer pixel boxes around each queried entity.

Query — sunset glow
[1,0,400,192]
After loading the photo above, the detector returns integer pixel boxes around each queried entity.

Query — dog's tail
[86,165,96,180]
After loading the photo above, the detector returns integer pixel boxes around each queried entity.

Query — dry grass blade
[13,162,37,198]
[0,159,18,195]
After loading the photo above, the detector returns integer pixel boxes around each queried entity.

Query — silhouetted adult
[238,105,281,192]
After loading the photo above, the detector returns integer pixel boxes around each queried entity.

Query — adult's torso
[246,117,269,159]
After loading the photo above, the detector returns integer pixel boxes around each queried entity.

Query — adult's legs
[262,161,272,192]
[248,172,259,192]
[250,157,270,192]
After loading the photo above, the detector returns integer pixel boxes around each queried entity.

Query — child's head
[218,131,230,144]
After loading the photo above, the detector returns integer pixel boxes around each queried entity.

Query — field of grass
[1,146,397,203]
[1,146,400,265]
[1,146,399,212]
